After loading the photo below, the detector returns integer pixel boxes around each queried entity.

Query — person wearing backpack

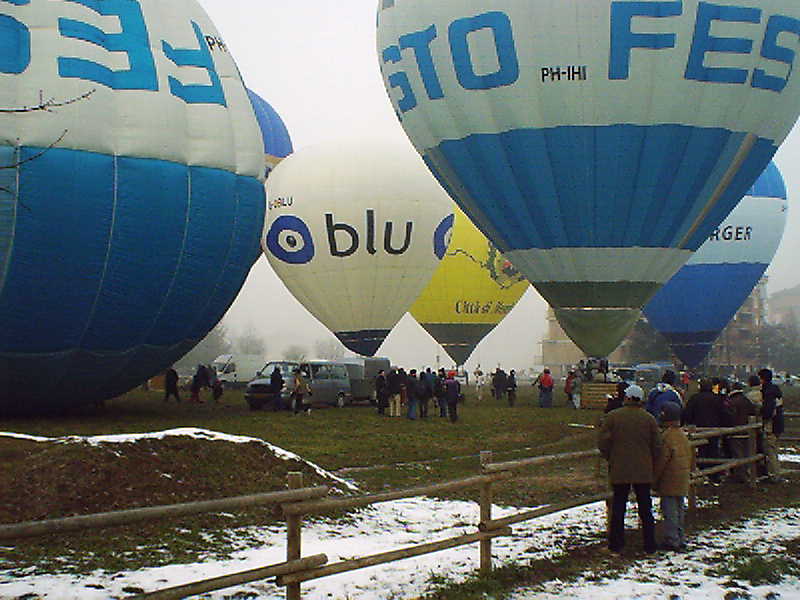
[535,368,554,408]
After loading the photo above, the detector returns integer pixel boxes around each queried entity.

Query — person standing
[419,369,432,418]
[646,371,683,423]
[387,368,402,418]
[375,369,388,416]
[445,372,461,423]
[724,382,757,483]
[164,367,181,403]
[535,368,554,408]
[759,368,785,482]
[506,369,517,406]
[653,402,694,551]
[406,369,420,420]
[597,384,661,554]
[564,370,576,408]
[683,379,725,481]
[270,366,285,411]
[435,368,448,418]
[292,368,311,415]
[571,370,582,409]
[492,368,507,404]
[474,366,485,402]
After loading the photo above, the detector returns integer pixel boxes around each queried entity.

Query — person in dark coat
[419,369,432,418]
[506,370,517,406]
[164,367,181,403]
[270,366,285,411]
[492,368,507,403]
[387,368,403,417]
[683,378,725,480]
[445,373,461,423]
[759,368,785,482]
[435,368,448,418]
[406,369,420,420]
[597,384,661,554]
[724,382,757,482]
[375,369,388,416]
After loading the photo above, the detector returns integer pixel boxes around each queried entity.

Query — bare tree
[235,330,267,356]
[176,323,232,369]
[283,344,307,363]
[314,338,345,361]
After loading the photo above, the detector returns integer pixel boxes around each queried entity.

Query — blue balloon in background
[644,162,788,368]
[0,0,270,413]
[246,88,293,175]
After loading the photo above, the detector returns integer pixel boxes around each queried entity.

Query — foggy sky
[199,1,800,371]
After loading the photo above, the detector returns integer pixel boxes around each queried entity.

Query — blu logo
[327,210,413,258]
[433,214,454,259]
[265,215,315,264]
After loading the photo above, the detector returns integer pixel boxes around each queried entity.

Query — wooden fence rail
[0,487,330,541]
[4,420,775,599]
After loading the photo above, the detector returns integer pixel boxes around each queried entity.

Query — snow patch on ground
[5,495,796,600]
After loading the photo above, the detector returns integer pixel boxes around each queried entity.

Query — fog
[199,1,800,371]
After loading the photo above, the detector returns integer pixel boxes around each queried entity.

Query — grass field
[1,383,798,597]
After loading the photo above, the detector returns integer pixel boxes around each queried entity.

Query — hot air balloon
[644,162,788,369]
[0,1,266,413]
[263,138,453,356]
[377,1,800,358]
[247,89,293,175]
[411,206,529,365]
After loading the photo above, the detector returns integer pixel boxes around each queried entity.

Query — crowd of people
[597,367,786,555]
[374,367,463,422]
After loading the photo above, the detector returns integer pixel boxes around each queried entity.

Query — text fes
[381,2,800,114]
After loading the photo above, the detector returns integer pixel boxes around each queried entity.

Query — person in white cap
[598,383,662,554]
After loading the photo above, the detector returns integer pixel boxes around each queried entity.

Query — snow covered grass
[2,494,798,600]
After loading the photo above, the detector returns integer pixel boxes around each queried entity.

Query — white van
[212,354,264,386]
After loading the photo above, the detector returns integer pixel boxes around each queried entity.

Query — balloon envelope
[0,0,266,413]
[246,89,293,175]
[263,139,452,356]
[377,1,800,357]
[644,162,788,368]
[411,206,528,365]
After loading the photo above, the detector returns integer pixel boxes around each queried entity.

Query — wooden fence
[2,421,773,600]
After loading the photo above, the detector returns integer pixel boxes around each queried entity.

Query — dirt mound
[0,433,350,525]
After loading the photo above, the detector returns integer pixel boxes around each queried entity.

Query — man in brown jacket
[598,384,661,554]
[654,402,694,551]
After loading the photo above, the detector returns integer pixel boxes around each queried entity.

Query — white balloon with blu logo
[263,138,453,356]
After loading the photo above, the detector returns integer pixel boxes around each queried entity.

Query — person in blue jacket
[646,370,683,423]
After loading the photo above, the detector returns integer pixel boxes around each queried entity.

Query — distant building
[706,278,769,373]
[769,283,800,329]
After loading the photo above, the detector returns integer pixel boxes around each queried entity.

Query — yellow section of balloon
[411,206,528,360]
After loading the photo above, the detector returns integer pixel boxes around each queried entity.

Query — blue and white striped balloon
[247,89,293,176]
[377,0,800,357]
[644,162,788,368]
[0,0,267,413]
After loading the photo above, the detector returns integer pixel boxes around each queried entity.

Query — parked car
[212,354,264,387]
[245,360,353,410]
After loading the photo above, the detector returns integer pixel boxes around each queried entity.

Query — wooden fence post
[479,451,493,575]
[748,416,759,484]
[688,427,698,516]
[286,472,304,600]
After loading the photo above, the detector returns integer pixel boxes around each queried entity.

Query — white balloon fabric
[263,139,453,356]
[0,0,266,412]
[377,1,800,357]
